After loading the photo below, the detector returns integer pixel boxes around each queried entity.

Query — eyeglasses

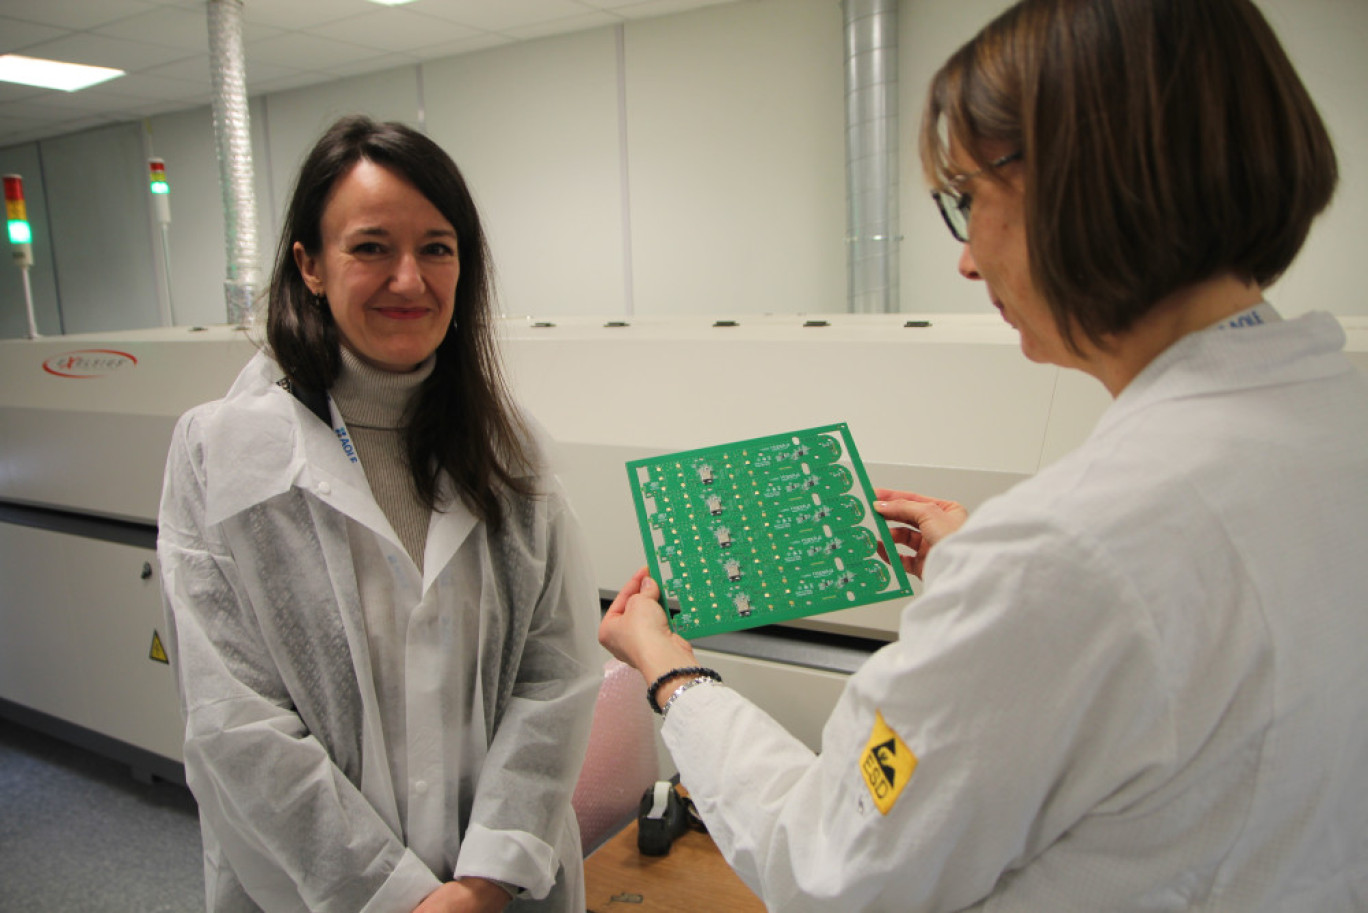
[931,150,1023,243]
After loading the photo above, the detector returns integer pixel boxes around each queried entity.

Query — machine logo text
[43,349,138,378]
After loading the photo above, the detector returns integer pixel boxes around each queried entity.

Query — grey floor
[0,717,204,912]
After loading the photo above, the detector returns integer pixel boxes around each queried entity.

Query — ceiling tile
[615,0,733,18]
[0,0,160,31]
[0,99,85,123]
[93,6,283,53]
[240,0,379,32]
[29,86,151,113]
[246,31,379,70]
[128,96,208,119]
[575,0,658,8]
[19,33,199,73]
[320,52,422,79]
[249,71,338,96]
[0,81,49,105]
[0,17,66,54]
[504,11,622,40]
[82,72,207,102]
[136,56,214,85]
[409,0,593,33]
[410,32,513,60]
[0,113,49,132]
[311,9,483,54]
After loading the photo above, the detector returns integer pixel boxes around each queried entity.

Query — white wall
[624,0,846,317]
[899,0,1368,318]
[425,28,626,318]
[0,0,1363,337]
[41,124,162,333]
[1257,0,1368,317]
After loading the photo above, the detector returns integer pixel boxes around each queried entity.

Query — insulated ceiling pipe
[208,0,262,327]
[843,0,900,314]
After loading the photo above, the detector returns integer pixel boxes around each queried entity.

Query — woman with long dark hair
[159,115,599,913]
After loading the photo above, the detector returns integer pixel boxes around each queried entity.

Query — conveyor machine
[3,314,1363,776]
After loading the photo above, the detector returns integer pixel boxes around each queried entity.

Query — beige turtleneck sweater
[329,347,434,571]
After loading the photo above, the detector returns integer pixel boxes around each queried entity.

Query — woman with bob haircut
[158,115,600,913]
[600,0,1368,909]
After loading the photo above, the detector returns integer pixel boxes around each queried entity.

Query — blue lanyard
[333,416,360,465]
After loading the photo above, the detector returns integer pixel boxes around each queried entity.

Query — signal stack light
[4,174,33,266]
[4,174,39,337]
[148,157,172,226]
[147,158,176,325]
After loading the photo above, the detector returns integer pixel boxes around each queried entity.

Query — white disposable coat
[158,351,601,912]
[665,310,1368,911]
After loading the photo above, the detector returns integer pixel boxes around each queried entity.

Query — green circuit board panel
[627,424,914,640]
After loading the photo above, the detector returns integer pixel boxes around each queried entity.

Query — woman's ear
[293,241,323,295]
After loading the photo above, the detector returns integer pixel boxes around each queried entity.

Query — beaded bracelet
[647,666,722,714]
[660,677,719,719]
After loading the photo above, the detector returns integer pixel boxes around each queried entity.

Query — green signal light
[7,219,31,245]
[150,180,169,195]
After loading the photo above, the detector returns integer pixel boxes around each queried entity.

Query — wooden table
[584,817,766,913]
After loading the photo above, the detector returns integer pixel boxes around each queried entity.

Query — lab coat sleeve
[661,513,1176,912]
[455,485,601,898]
[157,413,440,913]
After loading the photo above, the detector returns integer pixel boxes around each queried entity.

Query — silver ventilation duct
[207,0,262,326]
[843,0,900,313]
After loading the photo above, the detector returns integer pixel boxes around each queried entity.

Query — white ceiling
[0,0,740,149]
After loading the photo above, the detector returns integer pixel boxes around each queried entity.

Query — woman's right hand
[598,568,700,706]
[873,489,968,579]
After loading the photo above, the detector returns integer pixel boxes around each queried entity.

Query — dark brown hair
[267,115,532,528]
[920,0,1338,352]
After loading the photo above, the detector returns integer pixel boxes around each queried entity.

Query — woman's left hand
[412,878,510,913]
[599,567,699,698]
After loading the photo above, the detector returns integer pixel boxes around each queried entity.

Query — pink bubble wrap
[571,659,659,853]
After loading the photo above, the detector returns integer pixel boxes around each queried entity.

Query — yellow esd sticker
[861,710,917,815]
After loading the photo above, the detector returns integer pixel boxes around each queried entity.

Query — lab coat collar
[200,351,380,528]
[1096,309,1349,438]
[201,353,480,580]
[423,477,479,591]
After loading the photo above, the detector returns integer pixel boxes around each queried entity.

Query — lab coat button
[413,779,428,795]
[317,482,331,496]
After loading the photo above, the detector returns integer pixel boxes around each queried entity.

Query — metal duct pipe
[208,0,261,326]
[843,0,900,313]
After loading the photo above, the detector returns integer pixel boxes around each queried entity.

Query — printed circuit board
[627,424,913,639]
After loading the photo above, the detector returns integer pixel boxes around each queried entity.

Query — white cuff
[455,822,559,900]
[356,849,442,913]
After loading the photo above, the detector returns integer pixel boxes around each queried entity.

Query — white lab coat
[158,351,601,913]
[665,310,1368,911]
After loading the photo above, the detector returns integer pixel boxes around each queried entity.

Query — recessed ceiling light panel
[0,55,125,92]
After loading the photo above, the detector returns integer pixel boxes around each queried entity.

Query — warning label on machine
[148,630,169,664]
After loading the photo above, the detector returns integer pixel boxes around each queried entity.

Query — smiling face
[951,146,1083,371]
[293,159,460,373]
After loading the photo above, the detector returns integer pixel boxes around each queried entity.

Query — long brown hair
[921,0,1338,352]
[267,115,532,528]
